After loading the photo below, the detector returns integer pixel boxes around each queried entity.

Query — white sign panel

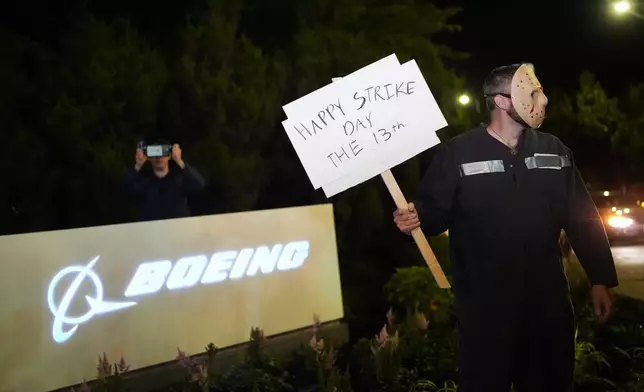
[321,60,443,197]
[281,54,447,195]
[0,205,343,392]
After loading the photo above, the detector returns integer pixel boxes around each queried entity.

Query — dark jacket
[124,163,206,221]
[415,124,618,311]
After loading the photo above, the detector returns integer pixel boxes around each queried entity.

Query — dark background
[440,0,644,95]
[4,0,643,93]
[2,0,643,336]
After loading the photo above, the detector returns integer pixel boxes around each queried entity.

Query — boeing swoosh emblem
[46,256,137,344]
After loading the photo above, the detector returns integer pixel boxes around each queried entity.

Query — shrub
[71,353,131,392]
[70,259,644,392]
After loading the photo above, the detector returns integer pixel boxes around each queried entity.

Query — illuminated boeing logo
[46,241,310,344]
[47,256,137,344]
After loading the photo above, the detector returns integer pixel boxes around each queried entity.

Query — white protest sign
[282,55,447,190]
[283,56,412,188]
[321,60,444,197]
[281,54,452,289]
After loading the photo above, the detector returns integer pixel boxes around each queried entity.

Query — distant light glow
[613,0,632,14]
[608,216,634,228]
[603,191,610,197]
[458,94,471,105]
[625,208,631,214]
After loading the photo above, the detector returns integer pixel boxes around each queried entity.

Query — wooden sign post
[280,56,452,290]
[331,77,450,289]
[380,170,450,289]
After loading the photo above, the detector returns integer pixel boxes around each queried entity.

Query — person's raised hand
[135,145,147,171]
[393,202,421,235]
[171,144,185,168]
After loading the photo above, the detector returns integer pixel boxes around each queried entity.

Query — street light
[610,0,644,19]
[458,94,471,106]
[457,93,480,113]
[613,0,631,14]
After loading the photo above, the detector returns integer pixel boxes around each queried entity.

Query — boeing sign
[47,241,310,344]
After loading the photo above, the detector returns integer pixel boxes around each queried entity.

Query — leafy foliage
[384,265,454,324]
[612,83,644,173]
[163,3,288,212]
[69,264,644,392]
[575,72,623,136]
[544,72,644,185]
[0,0,475,333]
[0,17,168,230]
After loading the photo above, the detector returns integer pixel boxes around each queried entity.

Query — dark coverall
[414,124,618,392]
[124,163,206,221]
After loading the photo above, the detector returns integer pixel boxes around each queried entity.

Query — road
[611,243,644,300]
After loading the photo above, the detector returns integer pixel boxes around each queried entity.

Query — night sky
[3,0,643,96]
[439,0,644,97]
[0,1,641,197]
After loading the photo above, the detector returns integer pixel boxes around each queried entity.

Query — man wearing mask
[393,63,618,392]
[124,140,206,221]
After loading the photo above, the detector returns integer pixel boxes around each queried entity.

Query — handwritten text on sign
[282,55,401,188]
[319,61,445,197]
[292,81,415,168]
[283,64,427,187]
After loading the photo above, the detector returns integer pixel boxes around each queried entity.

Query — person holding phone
[124,139,206,221]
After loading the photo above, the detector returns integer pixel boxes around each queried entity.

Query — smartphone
[145,144,172,158]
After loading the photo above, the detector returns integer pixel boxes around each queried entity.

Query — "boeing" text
[123,241,310,298]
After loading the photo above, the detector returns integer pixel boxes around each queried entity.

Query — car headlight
[607,216,634,228]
